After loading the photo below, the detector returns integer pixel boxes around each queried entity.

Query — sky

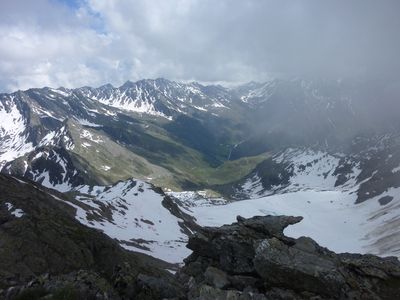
[0,0,400,92]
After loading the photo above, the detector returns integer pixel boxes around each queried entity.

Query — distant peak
[120,78,177,90]
[154,78,170,83]
[120,80,135,88]
[99,83,114,90]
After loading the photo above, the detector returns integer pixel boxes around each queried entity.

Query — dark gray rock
[253,237,345,296]
[192,284,267,300]
[180,214,400,300]
[204,267,229,289]
[378,196,393,205]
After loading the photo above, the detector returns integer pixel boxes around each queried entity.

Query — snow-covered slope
[232,148,349,199]
[1,123,86,192]
[67,179,195,263]
[232,145,400,202]
[0,86,102,170]
[0,96,33,168]
[77,78,231,119]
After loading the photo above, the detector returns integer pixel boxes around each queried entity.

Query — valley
[1,78,400,264]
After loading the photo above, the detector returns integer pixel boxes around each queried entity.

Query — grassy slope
[15,89,262,192]
[68,120,176,187]
[68,118,265,191]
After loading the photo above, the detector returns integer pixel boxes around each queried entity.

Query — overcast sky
[1,0,399,91]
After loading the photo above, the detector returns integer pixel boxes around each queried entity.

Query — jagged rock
[112,263,184,299]
[253,236,345,296]
[3,270,119,300]
[180,215,400,299]
[204,267,229,289]
[191,284,267,300]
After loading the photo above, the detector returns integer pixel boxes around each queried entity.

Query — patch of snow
[240,80,276,103]
[28,151,74,192]
[31,105,63,121]
[80,129,103,143]
[0,97,34,168]
[392,165,400,173]
[11,176,26,184]
[193,105,207,111]
[37,170,72,193]
[83,88,173,120]
[32,152,43,161]
[240,175,271,198]
[39,131,57,146]
[38,126,74,150]
[211,102,227,108]
[272,148,361,193]
[167,191,228,210]
[75,118,102,128]
[4,202,25,218]
[81,142,91,148]
[49,88,72,97]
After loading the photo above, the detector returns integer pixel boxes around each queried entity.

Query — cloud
[0,0,400,91]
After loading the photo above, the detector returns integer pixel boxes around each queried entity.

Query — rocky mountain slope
[77,78,235,119]
[0,79,254,190]
[2,77,399,193]
[219,133,400,203]
[0,174,183,299]
[1,174,399,299]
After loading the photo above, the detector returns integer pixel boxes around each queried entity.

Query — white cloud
[0,0,399,92]
[0,1,100,90]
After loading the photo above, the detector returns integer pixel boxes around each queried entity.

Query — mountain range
[1,77,400,267]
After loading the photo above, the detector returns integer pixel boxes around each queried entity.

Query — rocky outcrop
[178,215,400,300]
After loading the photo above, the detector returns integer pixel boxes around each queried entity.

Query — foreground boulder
[178,215,400,300]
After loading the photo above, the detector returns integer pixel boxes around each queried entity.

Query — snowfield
[67,177,400,264]
[184,188,400,258]
[72,180,191,263]
[0,97,34,167]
